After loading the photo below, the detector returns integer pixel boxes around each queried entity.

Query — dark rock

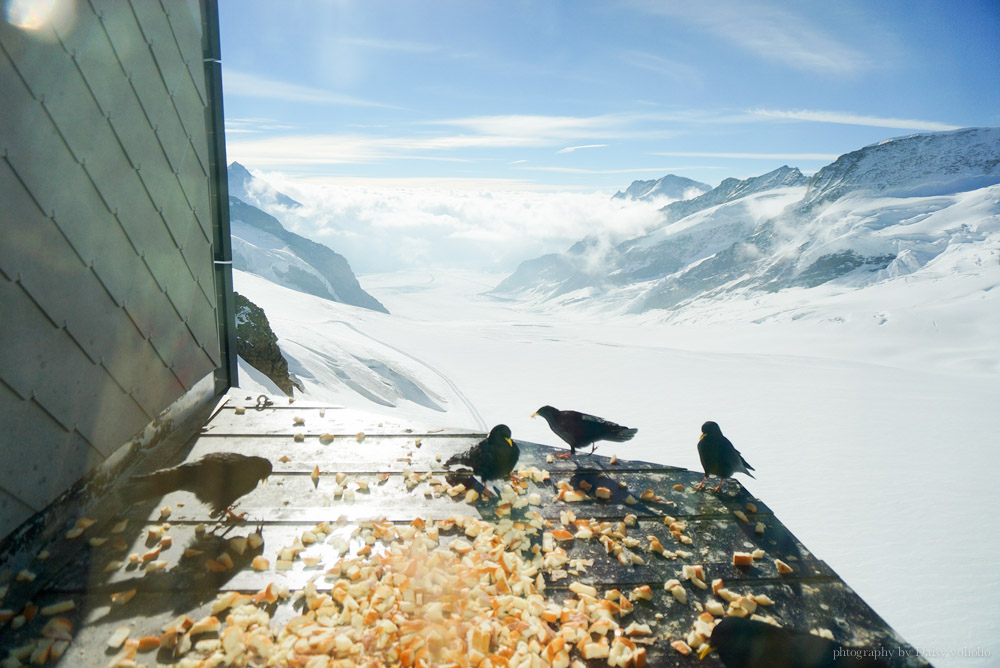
[234,292,297,396]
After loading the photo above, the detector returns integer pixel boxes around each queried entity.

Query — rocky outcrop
[234,293,298,396]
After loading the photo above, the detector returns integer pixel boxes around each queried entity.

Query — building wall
[0,0,229,540]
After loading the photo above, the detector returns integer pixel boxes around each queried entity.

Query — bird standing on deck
[703,616,887,667]
[121,453,272,518]
[531,405,637,458]
[696,421,755,492]
[444,424,519,496]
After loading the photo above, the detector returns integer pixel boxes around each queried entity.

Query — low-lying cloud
[248,173,670,274]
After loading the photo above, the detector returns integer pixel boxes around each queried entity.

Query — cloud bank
[246,173,671,274]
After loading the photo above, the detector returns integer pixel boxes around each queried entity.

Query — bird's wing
[577,412,617,427]
[122,466,185,503]
[578,412,635,441]
[447,439,487,470]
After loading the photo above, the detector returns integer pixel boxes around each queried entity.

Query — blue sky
[219,0,1000,192]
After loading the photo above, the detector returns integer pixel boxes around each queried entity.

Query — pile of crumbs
[88,513,654,668]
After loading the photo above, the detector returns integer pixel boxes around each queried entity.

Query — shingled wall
[0,0,233,542]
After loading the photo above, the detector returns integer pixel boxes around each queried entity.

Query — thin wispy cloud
[752,108,961,131]
[340,37,442,54]
[557,144,608,154]
[223,69,395,108]
[621,50,703,87]
[226,117,296,134]
[271,175,574,193]
[654,150,840,161]
[519,166,711,175]
[632,0,870,75]
[425,113,685,145]
[427,114,624,139]
[227,131,559,168]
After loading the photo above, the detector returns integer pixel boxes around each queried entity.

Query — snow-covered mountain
[659,165,808,224]
[612,174,711,203]
[229,197,389,313]
[492,128,1000,315]
[228,161,302,209]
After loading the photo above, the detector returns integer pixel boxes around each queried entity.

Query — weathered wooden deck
[0,394,927,666]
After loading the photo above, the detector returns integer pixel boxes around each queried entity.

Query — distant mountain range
[612,174,711,202]
[491,127,1000,314]
[227,164,388,314]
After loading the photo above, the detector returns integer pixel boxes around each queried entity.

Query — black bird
[445,425,519,496]
[122,453,272,518]
[705,617,887,667]
[696,421,755,492]
[531,405,637,458]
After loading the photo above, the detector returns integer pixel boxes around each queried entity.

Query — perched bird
[121,453,272,518]
[531,405,637,458]
[445,425,519,496]
[704,616,887,667]
[696,421,755,492]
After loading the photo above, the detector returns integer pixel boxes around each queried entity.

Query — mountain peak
[613,174,712,202]
[228,162,302,209]
[659,165,808,223]
[801,126,1000,209]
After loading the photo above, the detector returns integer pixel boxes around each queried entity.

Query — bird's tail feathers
[608,427,638,443]
[121,467,184,503]
[445,452,469,468]
[739,455,756,478]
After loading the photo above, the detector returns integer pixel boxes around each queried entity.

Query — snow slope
[236,267,999,666]
[232,270,484,431]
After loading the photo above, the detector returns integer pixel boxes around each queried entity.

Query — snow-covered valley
[234,265,999,666]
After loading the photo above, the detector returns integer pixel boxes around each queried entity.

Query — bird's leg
[590,444,597,455]
[695,477,707,491]
[556,450,573,459]
[712,479,725,493]
[225,506,249,522]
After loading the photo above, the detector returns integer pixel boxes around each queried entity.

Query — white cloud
[226,112,666,170]
[519,166,710,175]
[632,0,870,75]
[247,172,669,273]
[654,150,840,161]
[222,68,394,108]
[751,108,961,131]
[425,114,635,141]
[557,144,609,154]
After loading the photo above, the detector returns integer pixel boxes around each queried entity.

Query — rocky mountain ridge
[492,127,1000,314]
[228,165,389,314]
